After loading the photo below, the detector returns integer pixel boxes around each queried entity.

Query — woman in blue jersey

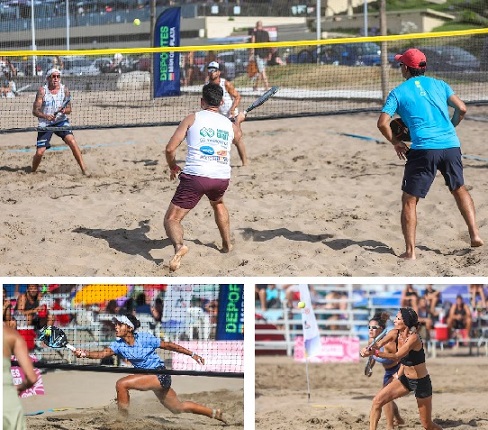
[361,307,442,430]
[365,313,404,430]
[74,313,226,423]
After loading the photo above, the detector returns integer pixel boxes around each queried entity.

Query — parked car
[62,57,100,76]
[418,46,480,72]
[217,49,249,81]
[287,42,396,67]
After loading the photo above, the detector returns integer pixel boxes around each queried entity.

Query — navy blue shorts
[402,147,464,198]
[36,120,73,149]
[383,363,401,386]
[156,367,172,389]
[171,172,230,210]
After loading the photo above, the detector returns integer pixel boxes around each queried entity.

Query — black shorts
[399,374,433,398]
[402,147,464,198]
[156,367,172,389]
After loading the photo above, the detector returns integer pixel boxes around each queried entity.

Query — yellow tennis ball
[297,301,306,309]
[44,328,51,336]
[133,18,141,26]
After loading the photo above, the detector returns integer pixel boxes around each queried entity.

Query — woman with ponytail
[360,307,442,430]
[365,312,404,429]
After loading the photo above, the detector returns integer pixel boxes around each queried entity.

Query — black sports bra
[397,331,426,366]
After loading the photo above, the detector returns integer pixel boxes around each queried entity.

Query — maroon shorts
[171,172,230,210]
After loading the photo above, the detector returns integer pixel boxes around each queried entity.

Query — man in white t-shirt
[164,83,246,272]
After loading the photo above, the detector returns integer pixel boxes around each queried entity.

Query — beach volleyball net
[6,284,244,377]
[1,30,488,134]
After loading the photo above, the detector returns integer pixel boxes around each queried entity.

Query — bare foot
[394,416,405,426]
[212,408,228,425]
[471,237,484,247]
[169,245,189,272]
[221,244,233,253]
[399,252,416,260]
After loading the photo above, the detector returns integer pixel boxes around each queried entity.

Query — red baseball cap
[394,48,427,68]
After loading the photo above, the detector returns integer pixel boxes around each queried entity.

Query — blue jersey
[109,332,164,369]
[382,76,460,150]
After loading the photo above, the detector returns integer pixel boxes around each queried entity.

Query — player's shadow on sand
[239,227,395,255]
[0,165,31,173]
[240,227,332,243]
[73,219,171,264]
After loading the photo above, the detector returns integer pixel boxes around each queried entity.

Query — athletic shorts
[171,172,230,210]
[383,363,401,386]
[256,56,267,73]
[399,374,433,398]
[156,367,171,389]
[402,147,464,198]
[36,120,73,149]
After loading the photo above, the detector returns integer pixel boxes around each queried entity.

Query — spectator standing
[250,21,271,91]
[255,285,268,311]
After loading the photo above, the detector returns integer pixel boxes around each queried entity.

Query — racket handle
[67,344,76,352]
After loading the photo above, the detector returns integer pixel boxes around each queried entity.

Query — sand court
[1,108,487,276]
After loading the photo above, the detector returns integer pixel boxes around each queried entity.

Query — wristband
[191,352,195,358]
[374,349,379,357]
[170,165,181,173]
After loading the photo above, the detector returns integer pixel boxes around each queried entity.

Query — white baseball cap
[207,61,220,70]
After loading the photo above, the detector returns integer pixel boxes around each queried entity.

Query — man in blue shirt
[377,48,483,260]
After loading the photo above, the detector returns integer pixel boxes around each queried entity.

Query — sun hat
[394,48,427,69]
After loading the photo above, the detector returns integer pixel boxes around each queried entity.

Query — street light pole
[31,0,36,76]
[363,0,368,37]
[66,0,70,50]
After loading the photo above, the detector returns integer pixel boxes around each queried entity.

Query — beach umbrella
[73,285,129,306]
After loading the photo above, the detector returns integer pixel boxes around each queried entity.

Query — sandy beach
[21,371,243,430]
[1,107,487,276]
[256,352,488,430]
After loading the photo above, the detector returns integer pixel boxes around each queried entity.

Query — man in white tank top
[164,83,246,272]
[206,61,248,166]
[31,68,88,175]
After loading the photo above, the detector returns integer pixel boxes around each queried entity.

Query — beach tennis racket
[367,327,389,350]
[38,326,76,352]
[390,118,411,142]
[232,86,279,122]
[364,357,374,377]
[244,86,279,115]
[54,96,71,116]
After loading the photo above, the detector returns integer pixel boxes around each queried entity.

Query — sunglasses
[207,68,218,72]
[368,325,381,330]
[50,75,61,78]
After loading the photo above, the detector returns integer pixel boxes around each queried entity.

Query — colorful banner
[294,336,360,363]
[153,7,181,98]
[11,354,44,398]
[216,285,244,341]
[172,341,244,373]
[298,284,321,357]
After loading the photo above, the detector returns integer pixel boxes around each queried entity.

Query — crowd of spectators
[255,284,488,344]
